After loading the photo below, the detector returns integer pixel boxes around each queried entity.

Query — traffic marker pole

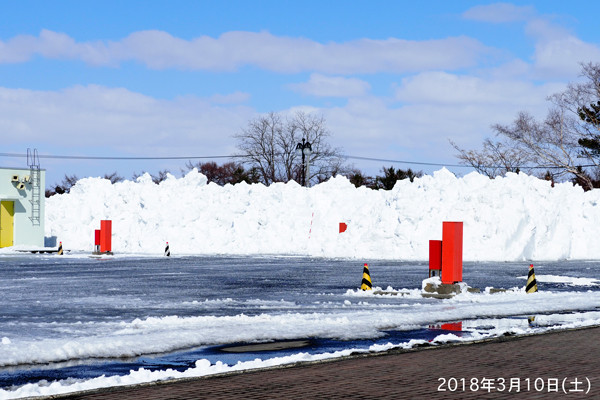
[360,263,372,291]
[526,264,538,293]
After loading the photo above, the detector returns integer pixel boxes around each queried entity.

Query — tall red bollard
[100,220,112,253]
[441,221,463,284]
[429,240,442,277]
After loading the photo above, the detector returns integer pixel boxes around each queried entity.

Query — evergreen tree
[374,167,422,190]
[578,100,600,157]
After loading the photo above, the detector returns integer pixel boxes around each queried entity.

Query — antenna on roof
[27,148,41,226]
[27,148,40,169]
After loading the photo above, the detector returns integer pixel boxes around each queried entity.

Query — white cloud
[288,74,371,97]
[461,4,600,79]
[525,17,571,42]
[533,36,600,78]
[0,29,493,74]
[0,34,40,63]
[462,3,535,23]
[208,91,251,104]
[394,71,563,109]
[316,70,567,168]
[0,85,254,155]
[0,30,114,65]
[0,75,559,180]
[525,19,600,78]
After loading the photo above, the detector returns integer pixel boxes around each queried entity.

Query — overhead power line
[342,155,464,168]
[0,151,589,170]
[0,152,236,161]
[0,151,471,167]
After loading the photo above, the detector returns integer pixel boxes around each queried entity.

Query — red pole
[441,221,463,284]
[94,229,101,252]
[429,240,442,277]
[100,220,112,253]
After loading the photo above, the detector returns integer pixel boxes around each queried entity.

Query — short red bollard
[429,240,442,277]
[94,229,101,252]
[441,221,463,284]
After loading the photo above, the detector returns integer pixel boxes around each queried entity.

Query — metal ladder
[27,148,41,226]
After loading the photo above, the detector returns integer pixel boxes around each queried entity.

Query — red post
[339,222,347,233]
[429,240,442,277]
[94,229,101,252]
[441,221,463,284]
[100,220,112,253]
[441,322,463,331]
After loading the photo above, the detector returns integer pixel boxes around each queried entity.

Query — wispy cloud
[395,71,563,107]
[288,74,371,97]
[0,29,493,74]
[462,3,535,23]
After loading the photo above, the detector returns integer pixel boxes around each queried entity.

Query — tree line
[45,163,422,197]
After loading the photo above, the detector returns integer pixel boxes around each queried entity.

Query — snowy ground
[1,255,599,399]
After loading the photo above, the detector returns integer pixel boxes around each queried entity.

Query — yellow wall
[0,201,14,248]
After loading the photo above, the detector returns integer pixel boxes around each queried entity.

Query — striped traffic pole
[57,241,63,256]
[360,263,372,291]
[164,242,170,257]
[526,264,538,293]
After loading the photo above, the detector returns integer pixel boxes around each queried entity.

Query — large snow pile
[45,168,600,261]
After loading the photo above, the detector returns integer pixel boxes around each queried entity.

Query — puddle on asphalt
[219,339,313,353]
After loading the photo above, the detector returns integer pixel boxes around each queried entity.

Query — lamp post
[296,138,312,187]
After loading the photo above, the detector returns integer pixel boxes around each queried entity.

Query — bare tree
[102,172,124,184]
[492,110,594,189]
[452,62,600,190]
[235,112,281,184]
[45,174,79,197]
[183,161,259,185]
[234,111,348,185]
[450,138,533,178]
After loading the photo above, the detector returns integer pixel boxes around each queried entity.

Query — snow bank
[4,310,600,399]
[45,168,600,261]
[3,289,600,368]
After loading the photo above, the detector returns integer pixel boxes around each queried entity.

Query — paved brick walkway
[53,326,599,399]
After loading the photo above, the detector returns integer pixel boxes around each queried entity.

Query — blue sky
[1,1,600,185]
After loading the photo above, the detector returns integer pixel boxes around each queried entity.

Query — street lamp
[296,138,312,187]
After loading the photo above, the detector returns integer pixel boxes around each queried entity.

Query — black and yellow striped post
[360,263,372,291]
[164,242,170,257]
[57,241,63,256]
[526,264,538,293]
